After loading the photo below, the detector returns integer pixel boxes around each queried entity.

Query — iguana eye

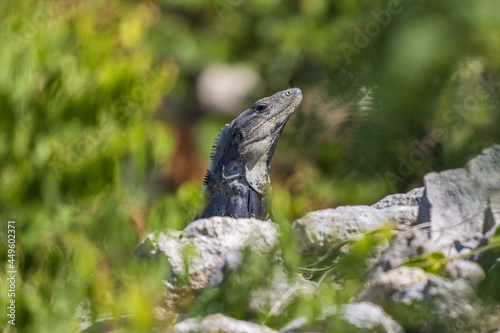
[285,91,291,96]
[255,104,268,112]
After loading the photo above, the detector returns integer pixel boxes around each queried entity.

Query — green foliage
[404,252,447,276]
[1,0,499,331]
[0,1,176,331]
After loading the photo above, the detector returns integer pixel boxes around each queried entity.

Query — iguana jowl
[201,88,302,220]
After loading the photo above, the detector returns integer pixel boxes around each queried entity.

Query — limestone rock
[173,314,278,333]
[248,266,316,317]
[357,266,490,332]
[444,259,485,286]
[172,318,200,333]
[370,228,439,277]
[280,302,403,333]
[358,267,431,304]
[293,188,422,253]
[136,217,278,310]
[371,187,425,209]
[341,302,404,333]
[201,314,278,333]
[416,144,500,256]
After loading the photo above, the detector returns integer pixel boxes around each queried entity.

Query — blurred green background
[0,0,499,331]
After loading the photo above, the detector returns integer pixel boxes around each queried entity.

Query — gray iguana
[200,88,302,220]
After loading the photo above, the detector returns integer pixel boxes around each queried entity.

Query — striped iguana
[200,88,302,220]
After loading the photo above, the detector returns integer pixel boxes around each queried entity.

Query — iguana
[200,88,302,220]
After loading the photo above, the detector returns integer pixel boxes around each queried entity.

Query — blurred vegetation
[0,0,499,331]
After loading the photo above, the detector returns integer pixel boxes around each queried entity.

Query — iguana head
[205,88,302,195]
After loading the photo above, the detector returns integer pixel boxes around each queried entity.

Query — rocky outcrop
[284,145,500,332]
[292,202,420,253]
[293,145,500,260]
[370,228,438,276]
[279,302,404,333]
[371,186,425,209]
[125,144,500,333]
[248,266,316,317]
[173,314,278,333]
[340,302,404,333]
[357,266,493,332]
[443,259,485,286]
[136,217,278,310]
[416,145,500,256]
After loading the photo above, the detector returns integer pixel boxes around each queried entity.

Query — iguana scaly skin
[200,88,302,220]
